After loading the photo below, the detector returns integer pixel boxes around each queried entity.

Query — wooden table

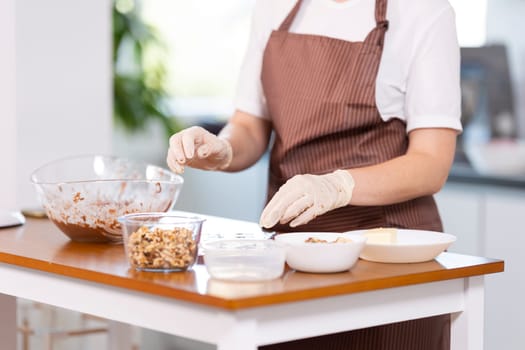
[0,213,504,350]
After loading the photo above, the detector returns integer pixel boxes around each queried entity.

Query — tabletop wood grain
[0,217,504,310]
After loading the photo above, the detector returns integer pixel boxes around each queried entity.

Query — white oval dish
[352,229,457,263]
[274,232,366,273]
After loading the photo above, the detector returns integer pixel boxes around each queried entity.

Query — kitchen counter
[449,162,525,188]
[0,214,504,349]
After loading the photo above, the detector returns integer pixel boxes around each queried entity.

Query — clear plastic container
[202,239,285,282]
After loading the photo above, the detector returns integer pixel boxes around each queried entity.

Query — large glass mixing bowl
[31,155,184,243]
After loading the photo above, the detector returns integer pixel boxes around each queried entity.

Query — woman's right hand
[166,126,233,174]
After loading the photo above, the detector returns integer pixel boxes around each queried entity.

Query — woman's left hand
[260,170,355,228]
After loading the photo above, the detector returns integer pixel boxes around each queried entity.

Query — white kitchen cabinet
[484,192,525,350]
[435,183,485,256]
[435,181,525,350]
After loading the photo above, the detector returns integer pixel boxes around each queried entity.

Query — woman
[167,0,461,348]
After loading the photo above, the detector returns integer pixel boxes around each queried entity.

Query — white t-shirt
[234,0,462,133]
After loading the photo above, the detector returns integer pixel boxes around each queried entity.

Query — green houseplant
[112,0,181,139]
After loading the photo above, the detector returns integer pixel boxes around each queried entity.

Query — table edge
[0,252,504,310]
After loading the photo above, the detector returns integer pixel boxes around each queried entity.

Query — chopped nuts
[305,236,353,244]
[72,192,85,203]
[127,226,197,270]
[305,237,328,243]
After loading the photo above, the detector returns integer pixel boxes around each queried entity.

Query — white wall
[5,1,113,348]
[15,0,113,209]
[0,0,18,212]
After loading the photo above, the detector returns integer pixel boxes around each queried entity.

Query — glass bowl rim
[32,178,183,186]
[118,212,206,225]
[201,238,285,251]
[30,153,183,185]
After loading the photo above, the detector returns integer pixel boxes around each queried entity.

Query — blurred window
[141,0,256,123]
[142,0,487,123]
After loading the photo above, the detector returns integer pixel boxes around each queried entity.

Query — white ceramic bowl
[464,139,525,176]
[202,239,286,282]
[274,232,366,273]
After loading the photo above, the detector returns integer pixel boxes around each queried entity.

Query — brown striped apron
[259,0,450,349]
[262,0,443,234]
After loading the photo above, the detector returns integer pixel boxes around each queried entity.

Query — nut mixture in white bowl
[274,232,366,273]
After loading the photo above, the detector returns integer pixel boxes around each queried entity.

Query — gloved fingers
[259,197,284,228]
[196,144,210,158]
[166,153,184,174]
[260,190,292,228]
[168,127,204,164]
[280,194,313,225]
[260,187,304,228]
[167,133,188,173]
[181,128,201,159]
[289,206,318,228]
[260,175,311,228]
[168,126,232,173]
[197,137,222,158]
[261,170,355,229]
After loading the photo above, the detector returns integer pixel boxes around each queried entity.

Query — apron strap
[364,0,389,46]
[278,0,303,31]
[375,0,388,24]
[279,0,389,46]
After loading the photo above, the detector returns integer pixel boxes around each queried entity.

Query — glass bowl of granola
[31,155,184,243]
[119,213,205,272]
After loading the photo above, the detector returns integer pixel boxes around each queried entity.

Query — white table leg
[0,293,17,350]
[451,276,484,350]
[216,318,258,350]
[107,321,136,350]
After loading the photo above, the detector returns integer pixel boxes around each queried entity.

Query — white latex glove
[166,126,233,174]
[259,170,355,228]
